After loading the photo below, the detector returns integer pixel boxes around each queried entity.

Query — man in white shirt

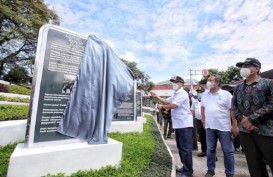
[201,74,235,177]
[191,86,207,157]
[151,76,193,177]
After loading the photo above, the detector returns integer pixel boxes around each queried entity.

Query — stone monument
[7,25,122,177]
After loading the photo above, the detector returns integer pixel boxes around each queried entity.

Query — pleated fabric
[57,35,134,144]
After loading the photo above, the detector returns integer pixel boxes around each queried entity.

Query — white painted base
[0,120,27,146]
[109,121,143,133]
[0,92,30,99]
[7,138,122,177]
[137,116,146,123]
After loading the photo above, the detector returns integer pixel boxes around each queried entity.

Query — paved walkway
[156,121,272,177]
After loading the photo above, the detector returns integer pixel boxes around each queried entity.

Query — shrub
[7,85,31,95]
[0,95,30,103]
[141,115,172,176]
[0,84,8,93]
[0,105,29,121]
[0,143,18,177]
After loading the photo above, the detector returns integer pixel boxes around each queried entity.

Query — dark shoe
[167,134,172,138]
[205,170,215,177]
[197,152,206,157]
[164,136,167,140]
[176,168,183,173]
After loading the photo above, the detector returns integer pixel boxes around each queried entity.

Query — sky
[45,0,273,83]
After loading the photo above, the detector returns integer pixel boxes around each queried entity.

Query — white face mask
[240,68,251,78]
[172,83,179,90]
[206,81,213,90]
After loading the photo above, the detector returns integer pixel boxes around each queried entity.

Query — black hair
[210,74,222,86]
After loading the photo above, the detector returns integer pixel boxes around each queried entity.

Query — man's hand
[231,125,239,137]
[241,116,258,131]
[150,92,158,99]
[157,104,163,109]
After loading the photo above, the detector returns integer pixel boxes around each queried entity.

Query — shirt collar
[174,87,184,93]
[208,88,222,95]
[243,76,262,85]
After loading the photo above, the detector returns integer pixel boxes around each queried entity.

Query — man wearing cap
[232,58,273,177]
[151,76,194,177]
[191,86,207,157]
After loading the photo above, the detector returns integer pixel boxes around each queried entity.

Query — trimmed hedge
[0,143,18,177]
[0,95,30,103]
[141,115,172,176]
[0,105,29,121]
[0,115,172,177]
[0,84,31,95]
[7,84,31,95]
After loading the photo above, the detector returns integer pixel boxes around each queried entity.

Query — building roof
[156,78,198,85]
[261,69,273,79]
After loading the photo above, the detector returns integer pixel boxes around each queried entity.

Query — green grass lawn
[0,115,172,177]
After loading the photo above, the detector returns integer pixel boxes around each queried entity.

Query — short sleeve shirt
[201,89,232,131]
[166,88,193,129]
[191,99,202,120]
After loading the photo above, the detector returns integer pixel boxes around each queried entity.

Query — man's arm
[232,87,244,122]
[230,109,239,136]
[248,79,273,124]
[160,103,177,110]
[201,106,205,127]
[190,103,195,118]
[150,92,169,104]
[150,92,179,110]
[232,87,259,131]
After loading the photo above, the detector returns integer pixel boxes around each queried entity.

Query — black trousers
[192,119,198,149]
[163,118,172,136]
[196,119,207,152]
[175,127,193,176]
[233,135,240,149]
[240,131,273,177]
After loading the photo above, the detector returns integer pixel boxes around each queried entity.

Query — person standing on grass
[151,76,193,177]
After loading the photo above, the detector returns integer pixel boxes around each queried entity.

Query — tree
[226,65,242,83]
[198,66,241,85]
[121,58,154,91]
[0,0,60,78]
[3,65,30,84]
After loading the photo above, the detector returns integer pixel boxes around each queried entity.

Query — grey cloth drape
[57,35,134,144]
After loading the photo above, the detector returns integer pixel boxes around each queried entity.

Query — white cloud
[44,0,273,83]
[119,51,138,62]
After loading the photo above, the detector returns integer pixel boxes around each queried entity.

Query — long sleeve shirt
[232,77,273,137]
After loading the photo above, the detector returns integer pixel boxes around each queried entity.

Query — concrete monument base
[137,116,147,123]
[0,120,27,146]
[109,121,143,133]
[7,138,122,177]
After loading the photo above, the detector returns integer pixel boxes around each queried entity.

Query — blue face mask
[197,93,202,100]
